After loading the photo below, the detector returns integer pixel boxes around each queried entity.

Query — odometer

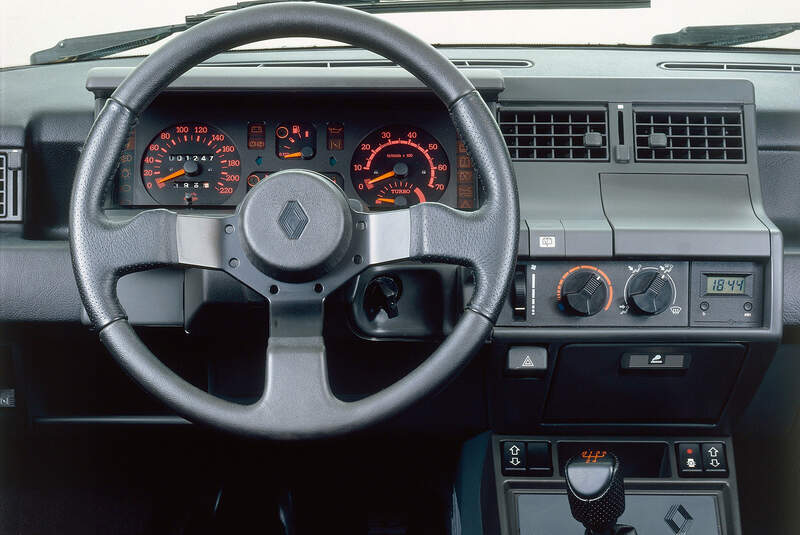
[351,125,449,208]
[141,123,241,206]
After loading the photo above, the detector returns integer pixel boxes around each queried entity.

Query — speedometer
[141,123,241,206]
[351,125,449,208]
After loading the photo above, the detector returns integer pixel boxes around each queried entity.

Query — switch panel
[496,260,764,328]
[497,260,689,327]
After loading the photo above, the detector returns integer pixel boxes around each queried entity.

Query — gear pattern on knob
[566,451,626,533]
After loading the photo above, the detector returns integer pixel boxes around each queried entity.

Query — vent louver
[498,108,609,161]
[634,110,745,162]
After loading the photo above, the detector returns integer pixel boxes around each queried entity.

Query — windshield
[2,0,799,68]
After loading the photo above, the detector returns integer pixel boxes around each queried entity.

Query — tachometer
[351,125,449,208]
[141,123,241,206]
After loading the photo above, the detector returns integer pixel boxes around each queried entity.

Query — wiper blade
[30,25,189,65]
[190,0,648,19]
[31,0,650,65]
[652,22,800,47]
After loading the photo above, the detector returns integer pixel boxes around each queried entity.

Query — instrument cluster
[114,93,479,211]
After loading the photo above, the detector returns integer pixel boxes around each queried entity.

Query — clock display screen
[705,275,747,295]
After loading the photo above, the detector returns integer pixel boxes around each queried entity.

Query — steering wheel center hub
[239,169,352,282]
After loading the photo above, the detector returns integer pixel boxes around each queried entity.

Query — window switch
[526,441,553,476]
[701,443,728,475]
[677,443,703,476]
[501,441,527,475]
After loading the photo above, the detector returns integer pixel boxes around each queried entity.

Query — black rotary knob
[625,271,673,315]
[560,271,608,316]
[566,451,626,534]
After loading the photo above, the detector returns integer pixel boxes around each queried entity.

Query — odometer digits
[351,125,449,208]
[141,123,241,206]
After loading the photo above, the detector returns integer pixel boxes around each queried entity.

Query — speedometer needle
[282,151,303,159]
[156,168,186,185]
[367,170,396,185]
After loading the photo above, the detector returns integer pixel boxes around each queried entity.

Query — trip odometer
[141,123,241,206]
[351,125,449,208]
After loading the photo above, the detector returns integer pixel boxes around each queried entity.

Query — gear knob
[565,451,631,535]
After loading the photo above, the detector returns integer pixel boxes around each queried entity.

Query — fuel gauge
[276,122,316,160]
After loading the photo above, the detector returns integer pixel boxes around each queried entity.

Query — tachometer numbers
[350,125,450,209]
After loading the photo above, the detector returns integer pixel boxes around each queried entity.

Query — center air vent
[498,108,609,161]
[634,110,745,162]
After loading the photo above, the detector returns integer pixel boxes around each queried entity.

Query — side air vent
[634,110,745,162]
[498,108,609,161]
[0,150,23,221]
[200,59,533,68]
[659,61,800,73]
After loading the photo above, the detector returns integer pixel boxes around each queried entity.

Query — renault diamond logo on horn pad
[278,200,308,240]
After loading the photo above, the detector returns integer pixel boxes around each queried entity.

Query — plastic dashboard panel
[75,70,782,345]
[0,48,796,329]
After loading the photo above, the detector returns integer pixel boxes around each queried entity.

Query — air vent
[659,61,800,73]
[498,108,609,161]
[200,59,532,68]
[634,110,744,162]
[0,150,23,221]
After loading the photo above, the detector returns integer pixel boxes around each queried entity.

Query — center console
[462,78,779,535]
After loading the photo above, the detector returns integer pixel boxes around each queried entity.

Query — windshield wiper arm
[30,25,189,65]
[652,22,800,47]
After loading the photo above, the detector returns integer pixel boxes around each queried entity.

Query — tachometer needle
[375,197,396,204]
[282,151,303,159]
[156,168,186,185]
[368,170,396,185]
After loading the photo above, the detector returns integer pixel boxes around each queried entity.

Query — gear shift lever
[565,451,637,535]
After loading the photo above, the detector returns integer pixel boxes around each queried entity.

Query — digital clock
[704,275,748,295]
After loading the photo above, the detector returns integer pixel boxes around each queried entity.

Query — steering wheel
[69,2,519,439]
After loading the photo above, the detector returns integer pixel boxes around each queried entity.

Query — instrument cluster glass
[118,95,478,211]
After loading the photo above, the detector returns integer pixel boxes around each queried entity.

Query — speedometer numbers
[141,123,241,206]
[351,125,449,208]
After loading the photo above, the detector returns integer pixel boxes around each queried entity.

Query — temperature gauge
[276,122,316,160]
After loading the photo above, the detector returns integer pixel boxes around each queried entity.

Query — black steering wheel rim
[69,2,519,439]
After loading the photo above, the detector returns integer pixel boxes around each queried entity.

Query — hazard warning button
[507,346,548,376]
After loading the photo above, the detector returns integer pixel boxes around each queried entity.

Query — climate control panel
[499,260,763,328]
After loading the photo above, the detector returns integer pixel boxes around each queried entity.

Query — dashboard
[113,93,478,211]
[3,43,800,535]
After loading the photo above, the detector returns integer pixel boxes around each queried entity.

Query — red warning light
[687,449,694,455]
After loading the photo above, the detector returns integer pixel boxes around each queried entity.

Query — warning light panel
[327,122,344,151]
[247,122,266,150]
